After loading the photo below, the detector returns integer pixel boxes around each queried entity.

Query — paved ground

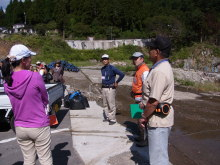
[69,101,150,165]
[65,68,220,165]
[67,69,173,165]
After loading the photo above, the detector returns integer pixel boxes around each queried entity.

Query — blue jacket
[101,64,125,85]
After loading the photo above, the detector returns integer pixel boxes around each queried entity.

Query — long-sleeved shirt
[101,64,125,85]
[4,70,49,128]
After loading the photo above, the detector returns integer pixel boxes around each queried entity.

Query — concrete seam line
[0,128,70,144]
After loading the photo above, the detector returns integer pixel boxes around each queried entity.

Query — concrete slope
[70,101,149,165]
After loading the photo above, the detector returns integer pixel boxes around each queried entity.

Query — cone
[49,115,58,126]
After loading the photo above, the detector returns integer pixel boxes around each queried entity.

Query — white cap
[101,54,109,59]
[7,44,36,61]
[131,52,144,58]
[36,61,41,64]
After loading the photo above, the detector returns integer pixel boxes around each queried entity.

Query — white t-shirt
[39,69,44,76]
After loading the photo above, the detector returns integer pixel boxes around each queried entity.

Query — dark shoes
[103,118,109,122]
[103,118,116,125]
[109,121,116,125]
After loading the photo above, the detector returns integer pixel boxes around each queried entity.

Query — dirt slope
[0,40,14,59]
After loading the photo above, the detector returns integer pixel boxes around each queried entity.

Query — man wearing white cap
[101,54,125,125]
[130,52,149,147]
[1,44,53,165]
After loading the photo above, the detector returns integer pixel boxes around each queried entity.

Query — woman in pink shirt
[1,44,53,165]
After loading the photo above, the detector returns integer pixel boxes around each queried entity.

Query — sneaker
[109,121,116,125]
[136,140,148,147]
[103,118,109,122]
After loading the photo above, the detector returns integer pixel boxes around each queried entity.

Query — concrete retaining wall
[65,39,149,50]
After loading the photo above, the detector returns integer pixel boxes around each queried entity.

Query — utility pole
[111,26,112,40]
[24,12,26,25]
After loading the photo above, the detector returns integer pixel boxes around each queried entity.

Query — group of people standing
[101,36,174,165]
[31,60,64,84]
[1,35,174,165]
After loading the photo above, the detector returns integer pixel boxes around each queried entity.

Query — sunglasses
[131,57,139,60]
[101,58,109,61]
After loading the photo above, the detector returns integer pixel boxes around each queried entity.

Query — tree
[53,0,67,36]
[0,7,6,26]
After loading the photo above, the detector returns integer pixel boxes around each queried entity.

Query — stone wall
[65,39,149,50]
[173,68,220,83]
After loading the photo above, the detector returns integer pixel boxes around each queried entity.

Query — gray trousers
[148,127,171,165]
[16,126,53,165]
[102,88,116,122]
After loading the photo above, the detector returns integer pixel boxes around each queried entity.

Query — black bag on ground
[64,94,70,108]
[64,91,89,109]
[81,95,90,108]
[69,95,86,110]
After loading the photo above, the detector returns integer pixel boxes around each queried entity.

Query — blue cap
[130,52,144,59]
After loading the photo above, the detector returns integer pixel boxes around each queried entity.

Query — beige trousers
[102,88,116,122]
[16,126,53,165]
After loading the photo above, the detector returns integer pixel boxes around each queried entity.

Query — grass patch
[175,78,220,92]
[194,82,220,92]
[175,78,196,86]
[171,42,220,62]
[3,34,151,65]
[115,65,135,72]
[71,61,99,67]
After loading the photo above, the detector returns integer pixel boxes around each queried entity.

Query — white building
[12,24,25,33]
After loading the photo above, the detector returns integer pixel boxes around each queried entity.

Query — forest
[0,0,220,48]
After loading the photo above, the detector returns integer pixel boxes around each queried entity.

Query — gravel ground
[63,69,220,165]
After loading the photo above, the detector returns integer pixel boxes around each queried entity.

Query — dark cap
[145,36,171,57]
[145,36,171,50]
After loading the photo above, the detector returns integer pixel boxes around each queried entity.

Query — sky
[0,0,10,10]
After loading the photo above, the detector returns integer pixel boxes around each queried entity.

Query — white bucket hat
[7,44,36,62]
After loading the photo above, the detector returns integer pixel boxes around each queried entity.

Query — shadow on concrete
[130,144,149,165]
[51,109,69,129]
[123,120,140,136]
[52,142,71,165]
[124,120,149,165]
[12,143,72,165]
[0,122,11,132]
[12,161,23,165]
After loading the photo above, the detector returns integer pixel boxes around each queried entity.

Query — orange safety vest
[132,63,149,97]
